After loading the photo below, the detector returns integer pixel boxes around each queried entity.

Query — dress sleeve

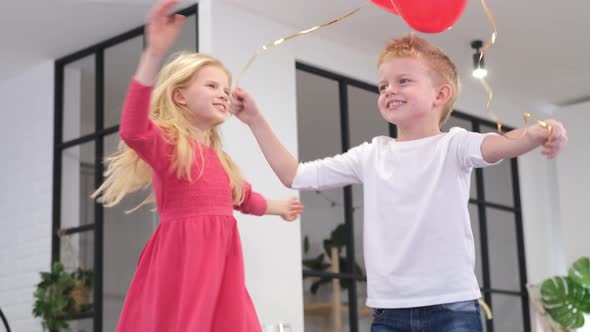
[234,182,268,216]
[118,79,171,172]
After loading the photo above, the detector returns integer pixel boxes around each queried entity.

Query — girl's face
[175,65,231,129]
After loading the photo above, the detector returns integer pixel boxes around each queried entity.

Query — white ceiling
[3,0,589,113]
[0,0,193,79]
[224,0,590,111]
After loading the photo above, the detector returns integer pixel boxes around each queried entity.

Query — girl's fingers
[151,0,175,23]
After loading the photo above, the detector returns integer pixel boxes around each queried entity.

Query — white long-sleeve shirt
[292,127,499,308]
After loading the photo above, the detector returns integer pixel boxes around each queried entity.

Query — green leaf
[52,261,64,274]
[329,224,347,247]
[541,276,590,328]
[569,256,590,289]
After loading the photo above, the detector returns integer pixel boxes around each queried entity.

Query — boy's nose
[385,86,397,95]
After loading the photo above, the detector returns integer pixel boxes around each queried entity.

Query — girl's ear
[173,88,187,106]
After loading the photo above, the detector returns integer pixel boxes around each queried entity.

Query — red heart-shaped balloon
[370,0,400,15]
[394,0,468,33]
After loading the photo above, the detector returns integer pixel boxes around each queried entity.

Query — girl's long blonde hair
[92,53,245,211]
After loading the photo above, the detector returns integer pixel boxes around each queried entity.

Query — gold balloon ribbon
[477,0,552,138]
[478,298,493,320]
[234,5,366,88]
[388,0,401,14]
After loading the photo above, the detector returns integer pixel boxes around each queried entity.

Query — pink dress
[116,79,266,332]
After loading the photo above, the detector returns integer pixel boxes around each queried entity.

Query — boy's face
[377,57,441,127]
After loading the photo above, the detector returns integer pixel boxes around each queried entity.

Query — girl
[92,0,303,330]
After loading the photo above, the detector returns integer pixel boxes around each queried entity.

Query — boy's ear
[173,88,187,106]
[434,83,452,107]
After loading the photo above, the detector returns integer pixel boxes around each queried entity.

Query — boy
[231,35,567,331]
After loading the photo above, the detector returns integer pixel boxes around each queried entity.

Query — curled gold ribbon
[388,0,401,14]
[234,5,366,87]
[478,298,493,320]
[477,0,552,138]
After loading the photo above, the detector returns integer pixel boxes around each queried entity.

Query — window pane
[347,85,387,146]
[63,55,95,142]
[347,83,379,286]
[61,141,96,228]
[356,280,372,332]
[491,294,524,332]
[60,231,94,271]
[102,133,158,331]
[487,208,521,291]
[303,275,352,332]
[297,69,347,272]
[481,124,515,206]
[164,14,197,59]
[104,36,143,129]
[68,318,94,332]
[442,114,472,132]
[296,70,341,161]
[469,204,483,286]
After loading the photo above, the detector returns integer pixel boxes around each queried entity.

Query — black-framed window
[296,62,531,332]
[52,6,198,331]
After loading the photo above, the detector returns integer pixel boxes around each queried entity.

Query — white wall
[554,102,590,266]
[0,61,54,331]
[202,1,304,330]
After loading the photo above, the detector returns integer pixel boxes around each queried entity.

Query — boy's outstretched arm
[481,119,567,163]
[231,88,299,187]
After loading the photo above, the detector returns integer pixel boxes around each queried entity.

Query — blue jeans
[371,300,483,332]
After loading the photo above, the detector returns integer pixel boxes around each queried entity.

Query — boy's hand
[279,197,304,222]
[231,88,260,126]
[531,120,567,159]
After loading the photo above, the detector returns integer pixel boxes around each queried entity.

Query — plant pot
[69,281,90,313]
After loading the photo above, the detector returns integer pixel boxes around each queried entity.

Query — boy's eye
[378,84,388,92]
[400,79,410,84]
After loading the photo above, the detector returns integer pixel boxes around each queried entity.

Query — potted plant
[32,261,94,331]
[529,256,590,331]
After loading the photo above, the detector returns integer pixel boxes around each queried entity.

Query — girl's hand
[280,197,304,222]
[145,0,186,57]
